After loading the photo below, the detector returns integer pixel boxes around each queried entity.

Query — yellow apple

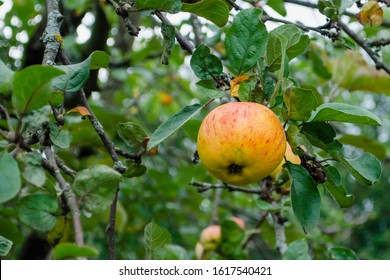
[197,102,286,186]
[270,143,301,179]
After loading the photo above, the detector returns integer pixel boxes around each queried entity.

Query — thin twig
[190,181,263,194]
[107,0,140,36]
[78,89,126,173]
[338,20,390,75]
[55,156,77,178]
[108,185,120,260]
[0,104,14,133]
[225,0,242,11]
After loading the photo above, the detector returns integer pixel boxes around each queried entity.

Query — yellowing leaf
[230,75,250,98]
[357,1,383,26]
[66,106,91,117]
[331,51,390,94]
[142,137,159,155]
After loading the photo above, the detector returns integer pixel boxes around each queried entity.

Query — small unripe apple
[270,143,301,179]
[200,224,221,251]
[197,102,286,186]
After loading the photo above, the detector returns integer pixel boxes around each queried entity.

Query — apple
[270,142,301,179]
[197,102,286,186]
[229,216,245,229]
[199,224,221,251]
[197,216,246,258]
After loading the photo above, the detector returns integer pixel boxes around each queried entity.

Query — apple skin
[200,224,221,251]
[270,143,301,179]
[197,102,286,186]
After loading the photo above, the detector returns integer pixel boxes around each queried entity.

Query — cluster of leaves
[0,0,389,260]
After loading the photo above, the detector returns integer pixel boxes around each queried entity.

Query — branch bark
[39,129,84,247]
[41,0,64,65]
[41,0,85,248]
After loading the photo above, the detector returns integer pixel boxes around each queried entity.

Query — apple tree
[0,0,389,260]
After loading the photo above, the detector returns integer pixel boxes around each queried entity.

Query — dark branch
[338,20,390,75]
[190,181,263,194]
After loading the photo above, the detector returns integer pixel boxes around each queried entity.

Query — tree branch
[107,0,140,36]
[154,11,195,54]
[338,20,390,75]
[108,185,120,260]
[39,128,84,248]
[283,0,390,28]
[190,181,263,194]
[41,0,64,65]
[40,0,85,249]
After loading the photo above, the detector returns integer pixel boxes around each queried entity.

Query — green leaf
[333,152,382,186]
[283,87,319,121]
[72,165,121,213]
[50,122,70,149]
[238,78,262,103]
[144,220,172,260]
[0,218,24,245]
[53,243,98,260]
[195,80,225,99]
[284,239,311,260]
[164,244,189,260]
[308,103,382,126]
[190,44,223,80]
[0,151,21,204]
[117,122,148,153]
[225,8,268,75]
[329,247,358,260]
[161,23,175,65]
[318,0,339,21]
[181,0,230,27]
[323,166,354,208]
[147,103,204,150]
[331,51,390,94]
[0,235,13,257]
[53,51,109,93]
[267,0,286,16]
[22,151,46,188]
[338,134,387,160]
[136,0,181,13]
[18,194,58,232]
[301,122,342,153]
[286,124,314,154]
[123,161,147,178]
[267,24,309,71]
[308,44,332,79]
[0,59,14,94]
[12,65,65,114]
[286,162,321,233]
[219,219,246,259]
